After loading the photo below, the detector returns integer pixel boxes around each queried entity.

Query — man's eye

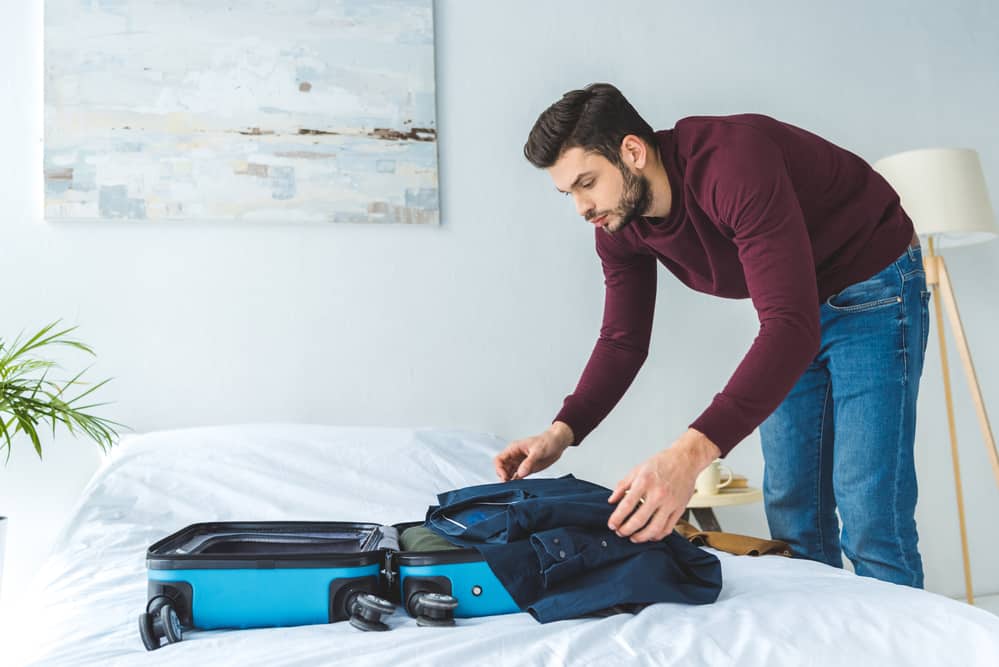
[583,181,594,189]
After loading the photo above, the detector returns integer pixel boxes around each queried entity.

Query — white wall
[1,0,998,611]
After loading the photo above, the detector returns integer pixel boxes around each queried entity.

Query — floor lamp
[874,148,999,605]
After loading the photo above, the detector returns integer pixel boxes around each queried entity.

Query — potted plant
[0,321,125,595]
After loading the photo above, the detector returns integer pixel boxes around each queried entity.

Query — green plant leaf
[0,321,124,462]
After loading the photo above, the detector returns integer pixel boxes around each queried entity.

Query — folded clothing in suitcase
[423,474,723,623]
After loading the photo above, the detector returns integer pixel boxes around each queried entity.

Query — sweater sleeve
[553,232,657,446]
[688,125,821,456]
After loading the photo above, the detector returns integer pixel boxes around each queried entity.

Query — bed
[8,424,999,666]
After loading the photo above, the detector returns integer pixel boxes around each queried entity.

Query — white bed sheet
[6,424,999,666]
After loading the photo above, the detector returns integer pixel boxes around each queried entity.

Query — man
[493,83,929,588]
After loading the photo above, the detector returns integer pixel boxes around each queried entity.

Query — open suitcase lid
[147,521,398,570]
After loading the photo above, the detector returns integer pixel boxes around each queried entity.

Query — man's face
[548,146,652,234]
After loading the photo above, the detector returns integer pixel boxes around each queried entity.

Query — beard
[607,165,652,232]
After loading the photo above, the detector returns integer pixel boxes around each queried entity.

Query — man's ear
[620,134,648,170]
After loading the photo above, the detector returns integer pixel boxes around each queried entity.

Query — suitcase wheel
[160,604,183,643]
[412,592,459,628]
[348,592,396,632]
[139,597,184,651]
[138,612,158,651]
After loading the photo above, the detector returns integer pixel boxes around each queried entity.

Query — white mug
[695,460,733,495]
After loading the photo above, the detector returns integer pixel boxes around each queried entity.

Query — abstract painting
[44,0,438,224]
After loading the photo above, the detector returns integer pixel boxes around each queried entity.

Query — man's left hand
[607,428,722,543]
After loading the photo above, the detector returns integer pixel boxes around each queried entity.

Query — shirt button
[553,538,560,544]
[558,550,566,559]
[601,540,608,548]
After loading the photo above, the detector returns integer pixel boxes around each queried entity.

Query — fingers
[616,495,658,540]
[494,456,510,481]
[661,507,684,537]
[607,470,636,504]
[496,433,567,482]
[495,439,536,481]
[627,507,665,543]
[494,447,524,482]
[493,453,508,481]
[607,479,644,531]
[515,451,537,480]
[630,505,681,543]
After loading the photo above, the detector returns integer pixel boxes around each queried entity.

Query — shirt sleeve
[689,124,821,456]
[553,231,657,446]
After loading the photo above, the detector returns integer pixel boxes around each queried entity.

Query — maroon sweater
[554,114,914,456]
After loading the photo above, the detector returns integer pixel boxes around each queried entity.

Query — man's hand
[607,428,721,542]
[494,421,574,481]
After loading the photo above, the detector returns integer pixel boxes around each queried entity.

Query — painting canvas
[44,0,438,224]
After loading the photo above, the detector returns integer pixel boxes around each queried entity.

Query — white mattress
[7,424,999,666]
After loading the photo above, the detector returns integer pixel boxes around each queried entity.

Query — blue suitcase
[140,520,518,651]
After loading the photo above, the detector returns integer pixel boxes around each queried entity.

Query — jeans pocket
[920,289,931,353]
[825,262,903,313]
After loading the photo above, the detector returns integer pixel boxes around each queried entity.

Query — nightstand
[682,487,763,532]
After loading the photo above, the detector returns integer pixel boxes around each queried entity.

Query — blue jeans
[759,245,930,588]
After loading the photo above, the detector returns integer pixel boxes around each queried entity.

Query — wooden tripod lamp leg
[924,249,975,605]
[937,258,999,488]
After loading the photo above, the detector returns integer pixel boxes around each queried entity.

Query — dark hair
[523,83,657,169]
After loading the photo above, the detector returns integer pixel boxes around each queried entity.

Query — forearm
[553,339,648,446]
[560,234,657,447]
[691,315,819,455]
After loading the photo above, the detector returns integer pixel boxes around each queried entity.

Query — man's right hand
[494,421,575,481]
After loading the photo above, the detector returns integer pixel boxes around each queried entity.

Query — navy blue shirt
[424,475,722,622]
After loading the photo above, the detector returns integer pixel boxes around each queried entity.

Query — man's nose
[573,194,591,219]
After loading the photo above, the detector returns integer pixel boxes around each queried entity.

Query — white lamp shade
[873,148,998,249]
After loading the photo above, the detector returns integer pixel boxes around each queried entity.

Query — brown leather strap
[675,519,793,557]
